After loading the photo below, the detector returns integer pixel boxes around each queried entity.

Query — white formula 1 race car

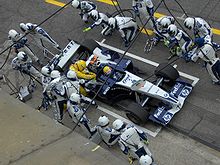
[48,39,193,126]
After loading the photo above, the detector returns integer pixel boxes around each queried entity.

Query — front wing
[149,81,193,126]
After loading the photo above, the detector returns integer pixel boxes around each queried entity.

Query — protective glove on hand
[83,27,91,32]
[164,39,170,47]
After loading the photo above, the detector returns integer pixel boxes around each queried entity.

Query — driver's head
[103,66,112,75]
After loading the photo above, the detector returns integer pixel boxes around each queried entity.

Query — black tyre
[116,100,149,125]
[81,39,100,53]
[155,63,179,82]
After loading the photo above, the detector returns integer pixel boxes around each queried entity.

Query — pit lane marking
[45,0,65,7]
[97,0,118,6]
[97,106,162,137]
[98,40,200,86]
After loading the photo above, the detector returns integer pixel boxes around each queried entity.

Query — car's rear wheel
[155,63,179,82]
[81,39,100,53]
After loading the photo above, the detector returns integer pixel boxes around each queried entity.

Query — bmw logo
[181,89,190,97]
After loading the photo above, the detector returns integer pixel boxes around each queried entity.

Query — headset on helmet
[112,119,124,131]
[167,24,178,37]
[76,60,86,71]
[184,17,194,30]
[50,70,61,79]
[139,155,153,165]
[108,17,116,29]
[17,52,28,62]
[98,115,109,127]
[8,29,19,40]
[41,66,52,76]
[70,93,81,104]
[89,10,99,20]
[67,70,77,79]
[72,0,80,8]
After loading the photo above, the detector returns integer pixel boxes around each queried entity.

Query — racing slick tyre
[115,100,150,125]
[155,63,179,82]
[81,39,100,53]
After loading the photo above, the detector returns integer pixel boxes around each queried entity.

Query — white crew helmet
[20,23,28,32]
[41,66,51,76]
[8,29,19,40]
[160,17,172,28]
[139,155,153,165]
[17,52,28,62]
[108,17,116,29]
[89,10,99,20]
[71,0,80,8]
[167,24,178,37]
[50,70,61,79]
[66,70,77,79]
[112,119,124,131]
[98,115,109,127]
[69,93,81,104]
[184,17,195,30]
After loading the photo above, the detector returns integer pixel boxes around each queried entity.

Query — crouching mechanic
[67,93,96,138]
[8,29,40,64]
[19,22,61,50]
[166,24,192,58]
[11,51,42,79]
[108,16,138,47]
[112,119,153,164]
[184,17,220,51]
[71,0,97,23]
[152,16,175,45]
[95,115,121,146]
[189,38,220,85]
[83,10,112,36]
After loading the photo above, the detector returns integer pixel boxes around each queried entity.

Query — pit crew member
[71,0,97,23]
[166,24,192,57]
[184,17,220,51]
[69,60,96,80]
[8,29,40,64]
[152,16,175,45]
[190,38,220,85]
[11,51,42,79]
[67,93,96,138]
[108,16,138,47]
[95,115,121,146]
[83,10,112,36]
[132,0,155,27]
[112,119,152,164]
[19,22,61,50]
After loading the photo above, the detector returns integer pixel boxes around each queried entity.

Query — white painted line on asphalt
[100,39,106,43]
[97,41,200,87]
[97,106,162,137]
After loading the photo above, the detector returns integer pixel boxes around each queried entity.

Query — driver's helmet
[89,55,100,66]
[103,66,112,75]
